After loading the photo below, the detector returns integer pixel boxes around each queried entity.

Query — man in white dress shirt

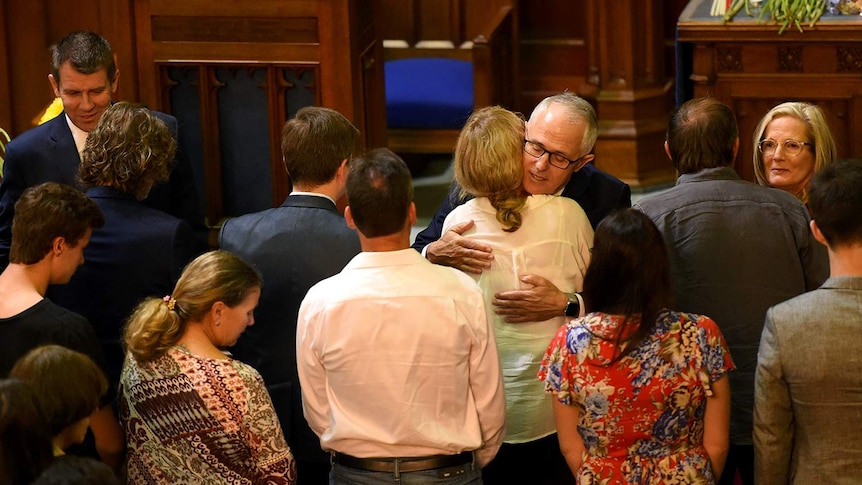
[297,148,506,484]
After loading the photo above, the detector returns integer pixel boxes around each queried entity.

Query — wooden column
[583,0,676,188]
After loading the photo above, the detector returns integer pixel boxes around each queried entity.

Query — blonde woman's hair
[752,101,837,203]
[455,106,528,232]
[123,250,262,362]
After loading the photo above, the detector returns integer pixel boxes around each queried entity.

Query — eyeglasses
[523,139,584,170]
[758,138,813,157]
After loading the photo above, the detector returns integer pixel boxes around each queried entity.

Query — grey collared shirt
[634,166,828,445]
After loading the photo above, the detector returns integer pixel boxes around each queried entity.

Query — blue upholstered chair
[382,4,519,155]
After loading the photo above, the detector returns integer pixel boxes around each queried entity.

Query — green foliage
[723,0,826,34]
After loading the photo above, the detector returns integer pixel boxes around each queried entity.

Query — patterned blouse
[120,346,296,484]
[538,311,735,484]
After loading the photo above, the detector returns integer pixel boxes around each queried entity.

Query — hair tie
[163,295,177,311]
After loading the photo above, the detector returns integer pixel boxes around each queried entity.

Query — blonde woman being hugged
[442,105,594,484]
[120,250,296,484]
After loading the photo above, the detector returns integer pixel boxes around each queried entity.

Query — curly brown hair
[79,102,176,198]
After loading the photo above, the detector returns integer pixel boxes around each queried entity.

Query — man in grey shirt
[634,97,828,485]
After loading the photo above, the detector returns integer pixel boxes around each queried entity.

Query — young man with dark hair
[219,106,362,482]
[754,158,862,484]
[297,148,505,484]
[0,182,123,470]
[634,97,828,485]
[0,30,203,269]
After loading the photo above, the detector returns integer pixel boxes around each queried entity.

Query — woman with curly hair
[120,250,295,484]
[442,105,594,484]
[50,102,198,395]
[538,209,735,484]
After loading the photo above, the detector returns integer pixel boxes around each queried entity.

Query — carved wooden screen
[133,0,384,233]
[159,64,319,225]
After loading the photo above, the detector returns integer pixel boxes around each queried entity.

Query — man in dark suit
[0,30,203,269]
[219,106,361,484]
[412,93,631,325]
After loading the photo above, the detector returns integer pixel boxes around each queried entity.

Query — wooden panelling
[0,0,11,133]
[151,16,319,44]
[133,0,385,226]
[150,43,322,63]
[148,0,317,17]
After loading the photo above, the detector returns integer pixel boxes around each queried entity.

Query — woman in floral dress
[120,250,295,484]
[538,209,734,484]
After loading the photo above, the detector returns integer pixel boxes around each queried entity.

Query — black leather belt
[333,451,473,473]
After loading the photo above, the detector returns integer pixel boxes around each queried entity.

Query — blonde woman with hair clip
[442,106,594,484]
[752,101,837,206]
[119,250,295,484]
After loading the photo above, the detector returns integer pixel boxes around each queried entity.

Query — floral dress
[538,311,735,484]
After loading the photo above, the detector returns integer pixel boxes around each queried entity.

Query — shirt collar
[290,191,336,205]
[64,114,89,156]
[676,166,740,185]
[345,248,426,270]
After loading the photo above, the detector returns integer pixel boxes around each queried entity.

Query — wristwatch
[564,292,582,317]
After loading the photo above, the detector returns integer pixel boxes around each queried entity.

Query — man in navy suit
[0,30,204,269]
[219,106,361,484]
[413,93,631,325]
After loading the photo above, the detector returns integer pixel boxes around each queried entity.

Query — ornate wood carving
[716,46,742,72]
[837,46,862,72]
[778,46,803,72]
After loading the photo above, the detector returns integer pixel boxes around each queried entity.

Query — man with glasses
[413,93,630,325]
[634,97,828,485]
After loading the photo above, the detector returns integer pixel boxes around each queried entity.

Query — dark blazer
[218,194,361,465]
[412,162,632,252]
[0,111,205,268]
[48,186,197,388]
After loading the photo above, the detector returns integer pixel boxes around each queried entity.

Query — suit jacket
[754,276,862,485]
[218,194,361,464]
[0,111,205,268]
[48,186,197,388]
[411,162,631,252]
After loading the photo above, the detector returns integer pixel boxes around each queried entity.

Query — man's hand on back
[493,274,568,323]
[426,221,493,274]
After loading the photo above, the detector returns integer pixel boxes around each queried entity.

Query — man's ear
[344,206,357,230]
[49,74,60,97]
[732,137,740,161]
[407,202,417,227]
[572,154,594,173]
[52,236,66,256]
[337,158,350,180]
[110,69,120,94]
[810,219,828,248]
[664,140,672,161]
